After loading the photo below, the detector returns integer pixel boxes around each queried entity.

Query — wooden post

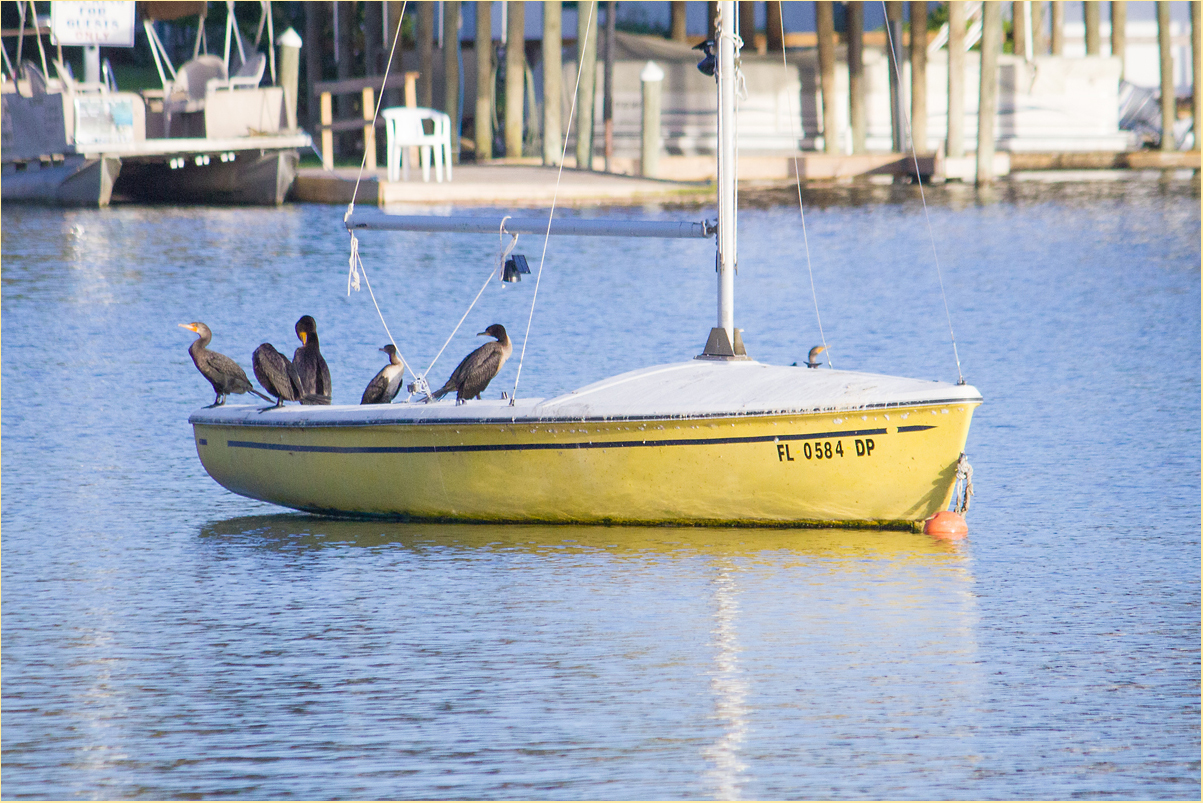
[885,1,904,153]
[277,27,301,131]
[1085,1,1101,55]
[816,1,837,154]
[305,3,322,132]
[977,0,1001,185]
[948,1,966,159]
[641,61,664,177]
[386,2,406,107]
[910,0,928,153]
[1193,0,1201,152]
[1012,1,1027,58]
[364,1,383,76]
[475,1,493,160]
[543,0,563,165]
[1031,1,1046,56]
[336,0,353,157]
[1050,1,1064,55]
[708,2,718,37]
[362,87,377,170]
[847,1,866,153]
[739,1,757,54]
[419,1,434,107]
[505,1,525,158]
[1158,1,1175,151]
[577,0,598,170]
[406,72,419,107]
[604,1,616,171]
[671,1,688,42]
[1111,2,1127,80]
[766,1,784,52]
[444,1,460,164]
[320,91,334,169]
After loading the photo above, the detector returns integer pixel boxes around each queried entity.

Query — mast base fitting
[697,327,751,361]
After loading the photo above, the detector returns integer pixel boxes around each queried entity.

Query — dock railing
[312,74,417,171]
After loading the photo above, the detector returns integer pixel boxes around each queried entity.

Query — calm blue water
[2,176,1199,799]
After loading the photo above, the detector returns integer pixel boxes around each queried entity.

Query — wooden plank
[312,74,408,97]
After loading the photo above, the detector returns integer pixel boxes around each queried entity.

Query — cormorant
[360,344,406,404]
[293,315,332,404]
[180,322,272,407]
[428,324,512,404]
[252,343,305,408]
[805,345,827,368]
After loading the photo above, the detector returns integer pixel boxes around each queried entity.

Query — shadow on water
[197,512,968,563]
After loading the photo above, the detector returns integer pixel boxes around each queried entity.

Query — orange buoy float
[924,510,969,539]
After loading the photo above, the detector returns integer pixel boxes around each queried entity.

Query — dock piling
[816,1,837,154]
[1193,0,1201,152]
[1112,1,1127,79]
[444,1,461,164]
[885,1,904,153]
[276,27,301,132]
[1051,1,1064,55]
[320,92,333,170]
[505,1,525,158]
[848,1,866,153]
[418,2,434,108]
[577,0,599,170]
[1085,1,1101,55]
[543,0,563,165]
[641,61,664,178]
[947,1,966,159]
[1157,1,1175,150]
[977,0,1002,186]
[766,1,784,52]
[475,1,493,160]
[910,0,928,154]
[671,2,688,42]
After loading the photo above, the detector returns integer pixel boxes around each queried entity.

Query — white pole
[716,0,737,342]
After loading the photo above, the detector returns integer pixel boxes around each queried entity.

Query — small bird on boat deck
[252,343,306,408]
[361,344,406,405]
[293,315,332,404]
[806,345,827,368]
[427,324,513,404]
[180,322,272,407]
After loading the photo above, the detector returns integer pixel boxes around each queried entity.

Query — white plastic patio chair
[382,106,453,183]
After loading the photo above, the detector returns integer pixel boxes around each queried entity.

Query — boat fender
[924,510,968,539]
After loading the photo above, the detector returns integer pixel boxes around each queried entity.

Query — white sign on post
[51,1,137,48]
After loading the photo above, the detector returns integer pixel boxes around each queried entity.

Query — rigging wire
[881,1,965,383]
[344,1,417,382]
[509,0,598,405]
[410,220,520,399]
[776,1,831,368]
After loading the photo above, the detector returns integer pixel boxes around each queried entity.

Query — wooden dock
[290,151,1200,207]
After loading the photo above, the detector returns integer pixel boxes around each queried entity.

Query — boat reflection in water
[198,515,981,798]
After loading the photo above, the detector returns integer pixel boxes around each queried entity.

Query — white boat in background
[187,2,981,529]
[1,0,309,206]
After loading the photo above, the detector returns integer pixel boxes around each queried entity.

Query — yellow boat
[187,2,980,528]
[190,360,980,527]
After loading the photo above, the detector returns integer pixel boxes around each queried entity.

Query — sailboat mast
[716,0,737,343]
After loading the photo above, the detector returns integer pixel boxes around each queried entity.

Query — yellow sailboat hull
[192,399,978,528]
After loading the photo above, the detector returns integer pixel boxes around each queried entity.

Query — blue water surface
[2,175,1199,799]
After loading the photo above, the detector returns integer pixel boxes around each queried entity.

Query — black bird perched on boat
[180,322,272,407]
[428,324,513,404]
[252,343,306,408]
[806,345,827,368]
[293,315,332,404]
[361,344,406,405]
